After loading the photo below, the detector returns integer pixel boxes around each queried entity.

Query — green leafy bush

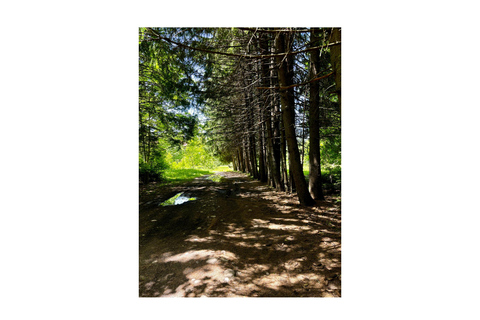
[321,164,341,192]
[167,136,221,170]
[139,146,169,183]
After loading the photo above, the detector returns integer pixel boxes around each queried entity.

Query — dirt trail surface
[139,171,341,297]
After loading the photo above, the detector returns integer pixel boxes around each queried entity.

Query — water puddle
[160,192,196,206]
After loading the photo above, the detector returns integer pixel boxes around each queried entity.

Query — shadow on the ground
[139,172,341,297]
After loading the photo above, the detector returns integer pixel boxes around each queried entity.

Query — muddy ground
[139,171,341,297]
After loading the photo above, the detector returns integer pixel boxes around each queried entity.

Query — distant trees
[139,27,341,204]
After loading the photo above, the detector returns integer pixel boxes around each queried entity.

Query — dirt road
[139,171,341,297]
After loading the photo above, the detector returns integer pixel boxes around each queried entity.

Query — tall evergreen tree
[275,31,315,206]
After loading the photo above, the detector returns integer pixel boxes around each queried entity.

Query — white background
[1,1,479,319]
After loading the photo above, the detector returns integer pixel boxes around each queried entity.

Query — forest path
[139,171,341,297]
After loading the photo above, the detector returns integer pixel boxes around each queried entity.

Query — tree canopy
[139,27,341,205]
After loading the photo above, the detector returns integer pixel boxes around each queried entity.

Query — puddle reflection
[161,192,197,206]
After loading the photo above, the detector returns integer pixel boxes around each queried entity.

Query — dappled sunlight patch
[234,241,256,248]
[184,264,226,283]
[271,217,301,223]
[140,168,341,297]
[273,242,303,253]
[283,258,306,271]
[251,218,312,232]
[319,242,341,251]
[237,263,270,278]
[223,231,259,240]
[317,252,341,270]
[284,235,296,241]
[160,249,238,263]
[253,273,291,290]
[164,262,250,297]
[288,273,326,290]
[309,214,341,224]
[223,232,243,239]
[315,228,341,236]
[249,271,326,291]
[251,218,270,228]
[208,229,221,236]
[253,242,265,249]
[185,235,214,243]
[254,186,271,191]
[319,237,341,250]
[226,223,245,232]
[267,223,312,231]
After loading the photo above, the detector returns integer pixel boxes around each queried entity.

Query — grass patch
[163,168,213,182]
[163,165,232,183]
[208,174,225,182]
[213,165,233,172]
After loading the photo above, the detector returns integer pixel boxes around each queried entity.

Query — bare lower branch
[256,72,333,90]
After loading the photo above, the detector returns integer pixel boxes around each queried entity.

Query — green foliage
[139,144,168,183]
[167,136,222,170]
[139,28,201,179]
[303,163,341,193]
[303,136,341,167]
[320,138,341,166]
[321,164,341,191]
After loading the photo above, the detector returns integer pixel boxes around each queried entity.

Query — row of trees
[139,28,341,205]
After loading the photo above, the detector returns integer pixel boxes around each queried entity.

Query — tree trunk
[258,119,267,182]
[275,31,315,206]
[289,151,296,193]
[260,33,282,189]
[280,118,289,191]
[265,107,282,190]
[330,28,341,114]
[238,148,245,172]
[243,138,251,174]
[233,155,238,171]
[308,28,325,200]
[249,116,259,179]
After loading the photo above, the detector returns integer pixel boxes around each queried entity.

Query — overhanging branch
[144,28,341,60]
[256,72,333,90]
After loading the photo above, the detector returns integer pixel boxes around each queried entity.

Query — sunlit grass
[163,165,232,183]
[208,174,225,182]
[213,165,233,172]
[163,168,213,182]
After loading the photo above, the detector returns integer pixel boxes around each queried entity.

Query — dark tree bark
[247,104,258,179]
[308,28,325,200]
[237,147,244,172]
[258,118,268,182]
[330,28,341,113]
[288,152,296,193]
[260,34,283,190]
[274,103,284,190]
[275,31,315,206]
[242,139,249,173]
[280,118,289,191]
